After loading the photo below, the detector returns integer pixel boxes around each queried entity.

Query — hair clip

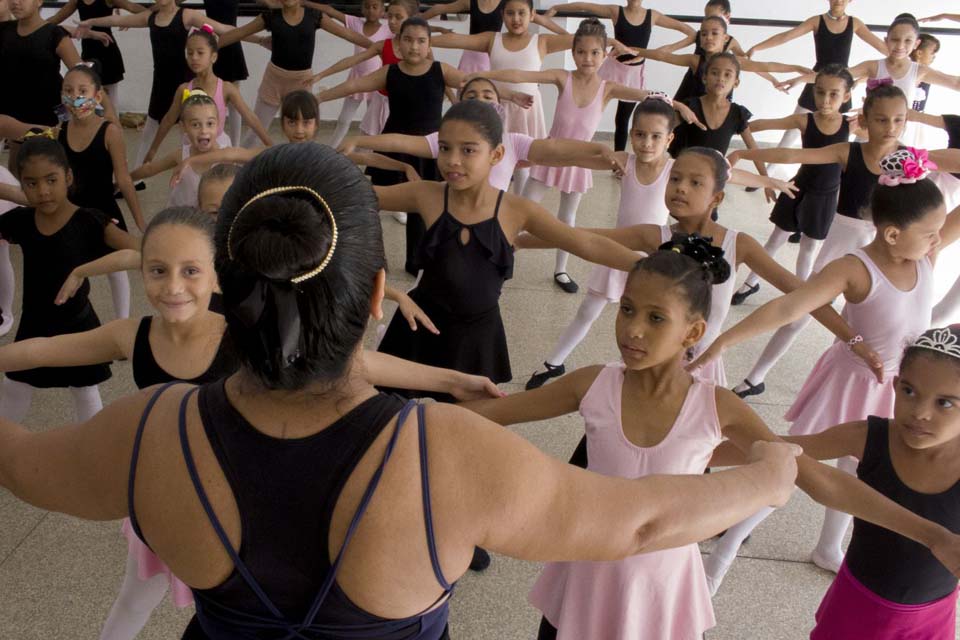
[912,327,960,359]
[866,77,894,92]
[228,186,339,284]
[644,91,673,106]
[190,23,217,37]
[879,147,938,187]
[21,128,57,141]
[182,88,210,104]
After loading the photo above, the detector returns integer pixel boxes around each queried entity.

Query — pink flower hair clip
[878,148,938,187]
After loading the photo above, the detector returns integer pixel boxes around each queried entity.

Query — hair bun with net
[657,232,731,285]
[879,147,938,186]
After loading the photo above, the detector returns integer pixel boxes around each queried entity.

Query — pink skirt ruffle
[785,342,896,436]
[811,562,958,640]
[458,50,491,74]
[360,92,390,135]
[529,544,715,639]
[586,264,627,303]
[502,90,546,139]
[120,518,194,608]
[347,57,384,103]
[529,163,593,194]
[598,57,645,90]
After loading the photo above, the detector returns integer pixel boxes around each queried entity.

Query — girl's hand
[302,74,321,88]
[764,187,777,204]
[396,293,439,334]
[169,159,191,188]
[508,91,534,109]
[676,102,707,131]
[767,75,789,94]
[55,271,84,305]
[749,440,803,508]
[851,341,885,383]
[775,77,804,93]
[143,149,156,164]
[259,34,272,50]
[600,146,626,175]
[727,150,744,167]
[403,163,421,183]
[608,39,633,58]
[337,137,359,155]
[686,340,724,373]
[772,179,798,199]
[920,14,950,23]
[745,46,756,59]
[543,6,557,18]
[449,373,506,401]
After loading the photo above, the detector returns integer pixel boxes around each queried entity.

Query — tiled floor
[1,125,957,639]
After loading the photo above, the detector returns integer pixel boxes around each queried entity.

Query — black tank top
[845,416,960,604]
[127,384,451,638]
[265,8,323,71]
[837,142,888,219]
[798,16,854,112]
[383,62,446,136]
[675,40,733,103]
[58,121,126,230]
[468,0,505,35]
[77,0,114,34]
[614,7,652,64]
[148,9,189,77]
[131,316,239,389]
[794,114,849,191]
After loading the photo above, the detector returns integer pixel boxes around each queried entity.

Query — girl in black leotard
[45,0,147,107]
[541,0,693,152]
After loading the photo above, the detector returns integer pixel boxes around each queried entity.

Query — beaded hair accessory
[911,327,960,360]
[879,147,938,186]
[644,91,673,106]
[227,185,339,284]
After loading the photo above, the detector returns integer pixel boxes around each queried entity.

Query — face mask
[56,95,104,122]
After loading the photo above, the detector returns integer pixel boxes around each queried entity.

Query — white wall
[49,0,960,142]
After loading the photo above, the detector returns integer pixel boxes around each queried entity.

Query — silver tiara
[912,328,960,359]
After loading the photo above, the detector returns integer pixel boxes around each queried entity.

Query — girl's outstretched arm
[527,140,627,173]
[746,114,805,133]
[76,10,150,30]
[224,84,272,146]
[853,18,888,56]
[130,150,179,182]
[651,10,696,38]
[317,66,389,103]
[624,48,698,70]
[57,249,142,305]
[420,0,468,21]
[461,365,600,425]
[359,351,502,400]
[105,124,145,232]
[728,142,848,169]
[217,16,266,48]
[740,58,813,76]
[909,110,947,129]
[145,83,188,163]
[745,16,817,58]
[465,68,564,88]
[0,319,134,373]
[306,43,382,86]
[918,66,960,92]
[729,169,797,199]
[431,32,493,53]
[46,0,79,26]
[656,32,695,54]
[321,15,373,48]
[338,133,433,158]
[542,2,617,20]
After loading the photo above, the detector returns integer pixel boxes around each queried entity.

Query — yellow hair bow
[182,88,210,104]
[21,128,57,142]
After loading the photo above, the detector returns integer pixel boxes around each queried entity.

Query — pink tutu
[121,518,194,608]
[529,163,593,194]
[586,264,627,303]
[598,57,645,90]
[786,342,896,436]
[347,65,382,102]
[458,50,491,73]
[811,562,958,639]
[530,545,715,639]
[360,91,390,135]
[501,89,546,139]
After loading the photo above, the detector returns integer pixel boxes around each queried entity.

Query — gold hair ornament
[227,185,339,284]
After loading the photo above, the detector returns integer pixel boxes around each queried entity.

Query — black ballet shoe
[744,186,759,193]
[733,379,765,399]
[470,547,491,572]
[114,181,146,199]
[788,232,802,244]
[731,283,760,306]
[554,272,579,294]
[526,362,565,390]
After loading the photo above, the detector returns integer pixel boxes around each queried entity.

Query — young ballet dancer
[464,241,960,640]
[471,18,704,292]
[541,0,695,152]
[317,17,476,275]
[732,65,853,305]
[309,0,392,147]
[132,91,247,208]
[431,0,581,194]
[779,14,960,117]
[694,152,958,588]
[338,76,624,193]
[75,0,241,176]
[197,162,240,215]
[143,26,271,162]
[0,136,137,423]
[215,0,372,147]
[523,103,797,389]
[46,0,145,107]
[911,34,940,113]
[58,64,143,321]
[523,146,867,395]
[201,0,248,145]
[725,84,910,399]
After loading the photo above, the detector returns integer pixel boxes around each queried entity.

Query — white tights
[242,99,278,148]
[99,551,170,640]
[133,118,160,171]
[546,292,608,366]
[703,457,856,593]
[742,228,822,289]
[522,178,584,275]
[0,378,102,422]
[104,84,120,112]
[226,82,243,146]
[0,241,14,318]
[330,97,363,148]
[512,166,530,196]
[107,271,131,319]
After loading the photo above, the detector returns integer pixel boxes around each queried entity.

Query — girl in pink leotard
[473,18,702,293]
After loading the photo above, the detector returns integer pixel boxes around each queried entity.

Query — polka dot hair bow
[878,147,938,187]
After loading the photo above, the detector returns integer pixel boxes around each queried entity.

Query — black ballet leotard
[77,0,125,85]
[148,9,192,121]
[131,316,239,389]
[264,7,324,71]
[0,207,112,388]
[59,121,128,231]
[0,21,70,125]
[204,0,248,82]
[468,0,505,34]
[798,16,854,113]
[837,142,890,220]
[673,33,732,103]
[377,186,514,398]
[769,114,850,240]
[669,97,752,157]
[368,62,446,275]
[610,7,653,151]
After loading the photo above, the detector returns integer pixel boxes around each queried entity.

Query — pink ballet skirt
[458,49,491,73]
[120,518,194,608]
[598,57,645,90]
[786,342,896,436]
[693,355,726,388]
[501,90,546,140]
[360,91,390,135]
[811,562,958,640]
[345,16,392,102]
